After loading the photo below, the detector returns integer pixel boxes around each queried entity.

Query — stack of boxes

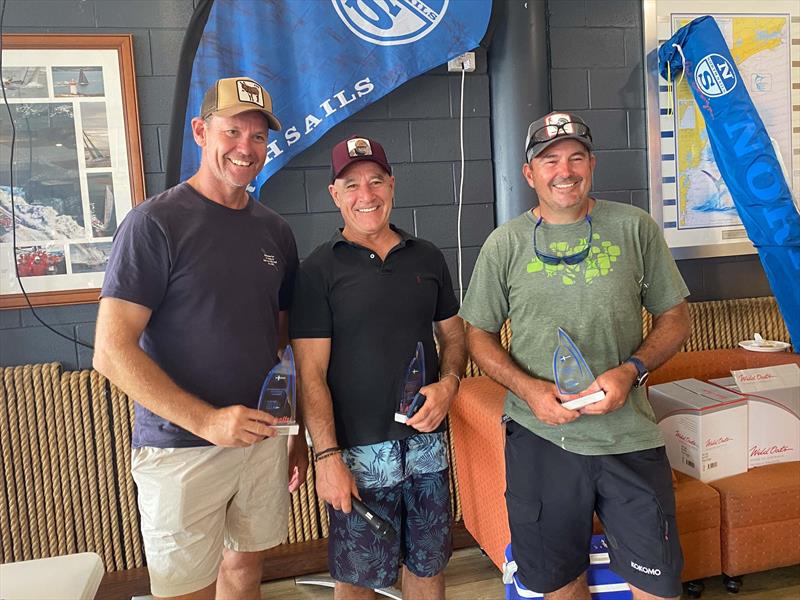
[649,364,799,482]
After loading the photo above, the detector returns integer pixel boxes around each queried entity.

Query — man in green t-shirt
[459,112,690,600]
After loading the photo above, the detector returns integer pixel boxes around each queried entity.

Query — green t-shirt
[459,199,689,455]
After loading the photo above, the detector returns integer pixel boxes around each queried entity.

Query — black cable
[0,0,94,350]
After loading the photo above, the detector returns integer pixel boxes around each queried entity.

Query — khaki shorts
[132,437,289,597]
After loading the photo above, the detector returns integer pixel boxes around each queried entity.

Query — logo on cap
[332,0,448,46]
[545,113,577,133]
[347,138,373,157]
[237,79,265,107]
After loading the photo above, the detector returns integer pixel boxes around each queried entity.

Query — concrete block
[589,67,644,109]
[260,169,306,215]
[574,109,628,149]
[586,0,640,28]
[448,74,490,118]
[548,0,586,27]
[95,0,194,29]
[453,160,494,206]
[0,325,77,370]
[413,203,494,248]
[551,28,625,68]
[4,1,94,27]
[410,118,490,162]
[393,162,454,207]
[20,304,98,327]
[592,150,647,191]
[551,69,590,110]
[388,76,450,119]
[137,75,177,125]
[150,29,186,76]
[141,125,162,173]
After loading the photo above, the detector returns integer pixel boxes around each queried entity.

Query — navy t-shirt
[290,227,459,448]
[101,183,298,448]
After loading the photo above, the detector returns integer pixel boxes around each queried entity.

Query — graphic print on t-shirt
[526,232,622,286]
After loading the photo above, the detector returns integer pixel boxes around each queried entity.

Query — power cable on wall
[0,0,94,350]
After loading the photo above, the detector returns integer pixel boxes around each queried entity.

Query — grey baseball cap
[524,111,593,162]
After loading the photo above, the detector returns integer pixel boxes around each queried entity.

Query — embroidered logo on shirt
[261,249,278,268]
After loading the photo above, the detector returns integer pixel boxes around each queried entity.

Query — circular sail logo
[332,0,449,46]
[694,53,737,97]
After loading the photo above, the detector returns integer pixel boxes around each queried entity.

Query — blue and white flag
[166,0,492,194]
[659,16,800,351]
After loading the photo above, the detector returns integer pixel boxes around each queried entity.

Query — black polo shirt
[290,226,459,448]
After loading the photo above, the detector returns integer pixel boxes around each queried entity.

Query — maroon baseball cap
[330,136,392,183]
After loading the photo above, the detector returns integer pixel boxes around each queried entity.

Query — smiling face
[190,110,269,206]
[328,160,394,246]
[522,138,596,222]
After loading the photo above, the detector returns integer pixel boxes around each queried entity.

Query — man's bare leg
[216,547,268,600]
[543,571,591,600]
[334,582,377,599]
[401,566,445,600]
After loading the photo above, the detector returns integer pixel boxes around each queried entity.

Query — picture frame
[643,0,799,259]
[0,34,144,308]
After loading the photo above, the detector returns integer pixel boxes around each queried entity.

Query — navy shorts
[504,419,683,597]
[328,432,452,588]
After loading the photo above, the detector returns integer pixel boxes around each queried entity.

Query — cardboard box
[503,535,631,599]
[710,375,800,468]
[648,378,748,482]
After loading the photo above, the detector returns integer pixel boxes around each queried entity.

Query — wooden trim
[95,523,477,600]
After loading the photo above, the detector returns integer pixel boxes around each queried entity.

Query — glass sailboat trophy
[553,328,605,410]
[257,345,299,435]
[395,341,426,424]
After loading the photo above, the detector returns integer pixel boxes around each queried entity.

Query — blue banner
[169,0,492,194]
[659,16,800,351]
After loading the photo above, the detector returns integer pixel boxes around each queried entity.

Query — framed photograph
[643,0,799,259]
[0,34,144,308]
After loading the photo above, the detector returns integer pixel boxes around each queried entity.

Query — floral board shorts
[328,431,452,588]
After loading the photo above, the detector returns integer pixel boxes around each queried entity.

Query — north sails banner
[166,0,492,194]
[659,16,800,351]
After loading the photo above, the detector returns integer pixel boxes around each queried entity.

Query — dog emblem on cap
[545,113,575,133]
[237,79,264,106]
[347,138,372,157]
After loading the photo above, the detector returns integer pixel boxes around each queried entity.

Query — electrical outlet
[447,52,476,73]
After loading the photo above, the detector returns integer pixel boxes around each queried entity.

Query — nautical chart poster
[644,0,800,258]
[0,35,144,308]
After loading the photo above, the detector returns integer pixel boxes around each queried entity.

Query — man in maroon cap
[291,135,467,599]
[94,77,307,600]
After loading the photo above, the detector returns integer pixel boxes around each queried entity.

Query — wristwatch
[624,356,649,388]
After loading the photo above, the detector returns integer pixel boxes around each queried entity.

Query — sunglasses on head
[533,215,593,266]
[527,121,592,156]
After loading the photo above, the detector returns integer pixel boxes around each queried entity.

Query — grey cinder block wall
[0,0,769,369]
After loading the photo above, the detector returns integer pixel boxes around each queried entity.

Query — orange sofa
[450,348,800,592]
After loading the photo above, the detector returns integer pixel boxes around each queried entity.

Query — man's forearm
[632,301,691,371]
[298,377,339,451]
[94,339,214,436]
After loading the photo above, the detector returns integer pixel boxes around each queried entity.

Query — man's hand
[406,377,458,432]
[198,405,277,447]
[315,453,359,513]
[579,365,635,415]
[287,434,309,493]
[521,377,581,426]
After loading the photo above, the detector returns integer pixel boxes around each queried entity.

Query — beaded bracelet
[314,446,343,462]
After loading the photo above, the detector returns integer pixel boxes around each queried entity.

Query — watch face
[636,371,650,388]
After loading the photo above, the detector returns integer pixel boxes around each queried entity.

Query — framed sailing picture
[0,34,144,308]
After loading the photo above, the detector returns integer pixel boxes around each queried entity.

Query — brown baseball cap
[200,77,281,131]
[330,136,392,183]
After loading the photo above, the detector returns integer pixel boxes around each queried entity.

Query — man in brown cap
[291,135,466,599]
[94,77,307,599]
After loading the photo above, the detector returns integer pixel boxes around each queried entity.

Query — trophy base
[394,412,410,424]
[272,423,299,435]
[561,390,605,411]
